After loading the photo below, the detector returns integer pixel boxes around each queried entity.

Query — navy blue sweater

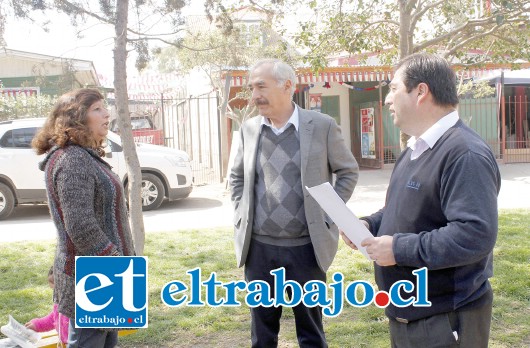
[363,120,501,321]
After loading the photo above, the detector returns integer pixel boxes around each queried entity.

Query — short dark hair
[395,53,459,107]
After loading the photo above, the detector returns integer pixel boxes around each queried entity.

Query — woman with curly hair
[33,88,135,348]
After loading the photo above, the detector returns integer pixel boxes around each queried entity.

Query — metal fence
[112,88,529,179]
[110,92,223,185]
[503,93,530,162]
[460,92,530,163]
[165,92,223,185]
[377,92,530,165]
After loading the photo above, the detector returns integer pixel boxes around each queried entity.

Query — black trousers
[244,239,328,348]
[389,288,493,348]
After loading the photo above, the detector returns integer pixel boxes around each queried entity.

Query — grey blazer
[229,107,359,272]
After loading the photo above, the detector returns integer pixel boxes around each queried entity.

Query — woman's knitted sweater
[40,145,135,319]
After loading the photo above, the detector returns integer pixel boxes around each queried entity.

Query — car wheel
[0,183,15,220]
[140,173,165,211]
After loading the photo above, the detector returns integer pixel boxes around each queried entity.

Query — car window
[110,117,153,131]
[107,138,123,152]
[110,120,120,132]
[0,127,39,148]
[131,118,152,130]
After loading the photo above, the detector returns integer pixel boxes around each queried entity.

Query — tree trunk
[114,0,145,255]
[398,0,414,60]
[398,0,415,149]
[220,71,231,181]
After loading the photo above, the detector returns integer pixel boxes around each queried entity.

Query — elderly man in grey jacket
[230,58,359,348]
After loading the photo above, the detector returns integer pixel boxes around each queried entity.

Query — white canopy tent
[478,68,530,85]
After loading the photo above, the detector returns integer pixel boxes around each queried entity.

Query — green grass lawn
[0,209,529,347]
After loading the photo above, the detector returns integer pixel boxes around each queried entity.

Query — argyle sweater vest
[252,125,310,246]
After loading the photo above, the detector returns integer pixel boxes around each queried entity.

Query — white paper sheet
[306,182,374,261]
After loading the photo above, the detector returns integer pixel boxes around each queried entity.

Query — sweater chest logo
[406,180,421,190]
[75,256,148,329]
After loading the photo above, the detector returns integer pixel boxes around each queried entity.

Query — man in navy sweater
[342,53,501,347]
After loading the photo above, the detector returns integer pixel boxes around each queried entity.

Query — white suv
[0,118,193,220]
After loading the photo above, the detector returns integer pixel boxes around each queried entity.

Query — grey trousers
[388,288,493,348]
[67,319,118,348]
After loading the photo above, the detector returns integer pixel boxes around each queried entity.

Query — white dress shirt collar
[260,104,299,135]
[408,110,459,160]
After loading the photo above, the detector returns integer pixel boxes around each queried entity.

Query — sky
[5,13,126,83]
[2,1,209,85]
[2,1,315,88]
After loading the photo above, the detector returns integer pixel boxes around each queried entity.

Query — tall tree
[221,0,530,146]
[158,15,298,122]
[113,0,144,254]
[0,0,190,254]
[282,0,530,68]
[157,4,301,173]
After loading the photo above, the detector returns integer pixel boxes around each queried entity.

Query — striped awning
[228,65,529,88]
[103,73,184,100]
[0,87,40,98]
[298,70,395,83]
[229,70,394,87]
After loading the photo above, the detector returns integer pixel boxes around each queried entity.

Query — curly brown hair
[32,88,106,156]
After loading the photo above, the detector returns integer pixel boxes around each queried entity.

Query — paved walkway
[495,163,530,209]
[1,163,528,243]
[197,162,530,217]
[349,162,530,216]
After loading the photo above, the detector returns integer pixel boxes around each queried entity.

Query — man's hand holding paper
[361,236,396,266]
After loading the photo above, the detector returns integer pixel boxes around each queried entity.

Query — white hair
[249,59,297,96]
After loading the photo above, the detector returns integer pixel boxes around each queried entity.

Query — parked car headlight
[165,155,189,167]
